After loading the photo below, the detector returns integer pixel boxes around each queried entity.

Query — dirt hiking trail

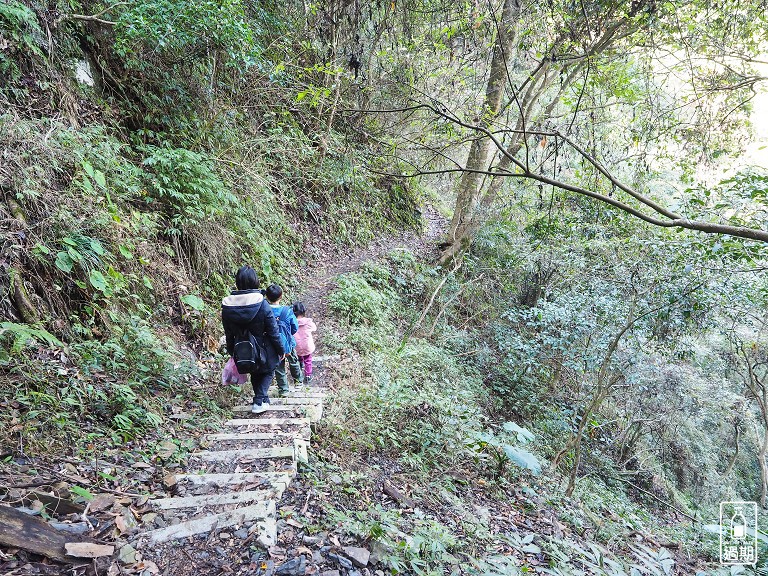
[128,208,446,575]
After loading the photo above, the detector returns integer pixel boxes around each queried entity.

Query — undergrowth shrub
[141,145,236,235]
[323,258,546,480]
[115,0,258,67]
[328,273,393,326]
[0,317,215,452]
[326,504,461,575]
[317,256,559,574]
[105,0,265,132]
[244,124,422,245]
[0,2,44,86]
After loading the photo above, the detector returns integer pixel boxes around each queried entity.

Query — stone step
[269,397,323,405]
[232,404,322,422]
[193,447,294,462]
[151,490,278,510]
[177,471,295,488]
[206,431,308,442]
[224,417,310,427]
[141,500,277,546]
[267,388,326,398]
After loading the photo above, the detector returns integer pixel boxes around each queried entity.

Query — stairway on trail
[132,360,333,570]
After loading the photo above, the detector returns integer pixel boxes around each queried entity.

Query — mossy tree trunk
[440,18,633,264]
[445,0,521,247]
[4,196,41,324]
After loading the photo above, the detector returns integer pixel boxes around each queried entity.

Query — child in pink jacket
[292,302,317,383]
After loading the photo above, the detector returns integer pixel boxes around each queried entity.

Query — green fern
[0,322,64,358]
[0,2,45,80]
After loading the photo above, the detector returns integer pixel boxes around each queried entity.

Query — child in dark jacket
[292,302,317,383]
[222,266,286,413]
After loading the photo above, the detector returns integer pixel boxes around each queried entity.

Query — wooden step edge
[205,431,305,442]
[232,404,310,413]
[293,438,309,465]
[231,405,321,423]
[176,471,295,487]
[269,397,324,405]
[308,354,339,363]
[267,388,327,398]
[224,417,311,427]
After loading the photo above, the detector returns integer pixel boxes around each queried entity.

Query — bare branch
[61,14,117,25]
[346,103,768,244]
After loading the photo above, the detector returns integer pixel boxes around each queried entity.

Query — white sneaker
[251,403,267,414]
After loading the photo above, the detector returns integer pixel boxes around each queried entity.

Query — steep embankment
[262,235,714,575]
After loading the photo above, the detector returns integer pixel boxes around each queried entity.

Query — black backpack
[233,328,266,374]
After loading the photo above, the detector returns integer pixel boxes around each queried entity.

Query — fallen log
[25,491,85,516]
[382,480,416,508]
[0,505,99,564]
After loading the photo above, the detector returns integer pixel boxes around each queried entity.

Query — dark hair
[265,283,283,303]
[292,301,306,316]
[235,266,260,290]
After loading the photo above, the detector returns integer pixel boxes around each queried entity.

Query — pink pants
[298,353,313,377]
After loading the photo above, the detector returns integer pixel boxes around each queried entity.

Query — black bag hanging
[233,328,266,374]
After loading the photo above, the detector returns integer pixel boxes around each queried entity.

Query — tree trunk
[441,22,627,264]
[12,270,40,324]
[760,425,768,508]
[723,421,740,477]
[446,0,520,243]
[554,305,637,494]
[4,197,40,324]
[0,505,96,564]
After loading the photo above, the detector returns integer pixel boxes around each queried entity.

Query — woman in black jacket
[222,266,286,413]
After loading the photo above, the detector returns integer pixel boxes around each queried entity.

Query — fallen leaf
[155,441,177,460]
[285,518,303,528]
[268,546,287,560]
[132,560,159,574]
[89,494,116,513]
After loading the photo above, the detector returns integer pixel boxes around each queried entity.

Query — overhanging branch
[345,103,768,244]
